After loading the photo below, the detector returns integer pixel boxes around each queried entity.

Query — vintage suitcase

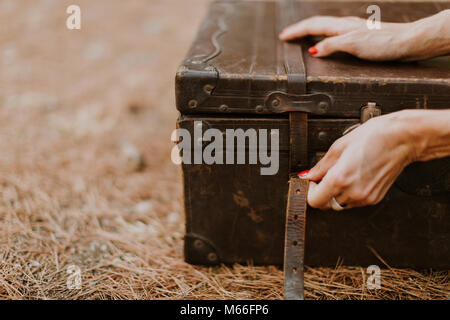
[175,0,450,271]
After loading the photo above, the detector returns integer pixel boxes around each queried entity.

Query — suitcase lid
[176,1,450,117]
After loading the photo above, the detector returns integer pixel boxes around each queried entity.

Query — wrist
[402,110,428,162]
[404,10,450,60]
[384,110,427,163]
[390,109,450,163]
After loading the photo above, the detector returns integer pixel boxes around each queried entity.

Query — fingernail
[298,169,310,178]
[308,46,318,55]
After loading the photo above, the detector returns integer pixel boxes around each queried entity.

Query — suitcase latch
[361,102,382,123]
[342,102,382,136]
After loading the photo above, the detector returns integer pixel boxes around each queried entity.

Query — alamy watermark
[66,5,81,30]
[366,265,381,290]
[171,121,280,175]
[366,5,381,30]
[67,264,82,290]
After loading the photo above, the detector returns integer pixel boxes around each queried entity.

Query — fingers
[310,33,356,58]
[279,16,364,41]
[306,172,338,209]
[306,155,334,182]
[307,182,331,210]
[303,141,349,209]
[279,16,339,40]
[301,139,346,209]
[311,168,394,210]
[304,139,345,181]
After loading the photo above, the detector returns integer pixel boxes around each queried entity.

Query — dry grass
[0,0,448,300]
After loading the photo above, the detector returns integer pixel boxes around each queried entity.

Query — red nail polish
[308,46,318,55]
[298,170,310,177]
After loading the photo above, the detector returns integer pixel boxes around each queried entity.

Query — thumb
[310,34,353,58]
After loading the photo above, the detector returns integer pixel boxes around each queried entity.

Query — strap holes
[293,241,298,246]
[295,189,301,195]
[292,268,297,273]
[293,214,298,220]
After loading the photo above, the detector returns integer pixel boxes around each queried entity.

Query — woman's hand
[300,110,450,210]
[279,10,450,61]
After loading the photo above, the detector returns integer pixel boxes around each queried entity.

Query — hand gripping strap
[284,177,309,300]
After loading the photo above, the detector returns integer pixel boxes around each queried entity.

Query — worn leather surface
[180,115,450,268]
[284,177,309,300]
[289,112,308,172]
[177,1,450,116]
[178,1,450,269]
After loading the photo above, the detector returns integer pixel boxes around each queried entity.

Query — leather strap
[289,112,308,172]
[284,177,309,300]
[276,0,307,95]
[279,0,309,301]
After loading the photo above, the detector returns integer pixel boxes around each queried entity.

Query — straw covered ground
[0,0,448,299]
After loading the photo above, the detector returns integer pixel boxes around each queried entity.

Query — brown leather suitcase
[175,0,450,270]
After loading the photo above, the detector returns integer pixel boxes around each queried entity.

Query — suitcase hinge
[265,91,333,115]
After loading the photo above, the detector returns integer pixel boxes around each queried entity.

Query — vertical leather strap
[279,0,309,301]
[289,112,308,172]
[277,0,307,94]
[284,177,309,300]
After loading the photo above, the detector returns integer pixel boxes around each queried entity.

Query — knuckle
[320,39,332,52]
[304,16,321,26]
[328,172,350,189]
[292,21,304,30]
[307,195,323,209]
[307,199,320,209]
[349,189,368,202]
[366,193,381,205]
[342,33,361,51]
[330,139,344,152]
[307,186,328,210]
[344,38,357,51]
[344,28,363,38]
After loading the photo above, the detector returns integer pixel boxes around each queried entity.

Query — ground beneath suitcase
[0,0,448,300]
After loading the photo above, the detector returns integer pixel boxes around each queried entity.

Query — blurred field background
[0,0,448,299]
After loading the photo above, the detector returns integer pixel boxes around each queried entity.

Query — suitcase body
[175,1,450,268]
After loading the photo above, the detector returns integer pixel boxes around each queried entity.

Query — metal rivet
[318,101,329,111]
[188,100,198,109]
[207,252,218,262]
[204,85,214,94]
[318,131,327,142]
[219,104,228,112]
[255,105,264,113]
[272,99,280,107]
[194,239,203,249]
